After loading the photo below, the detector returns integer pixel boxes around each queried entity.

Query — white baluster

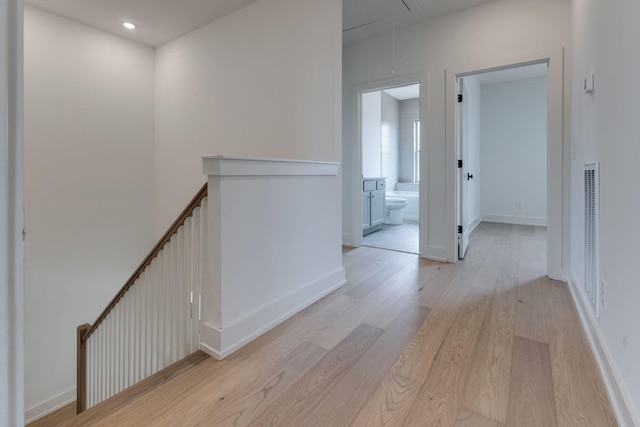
[131,274,139,387]
[87,336,92,408]
[97,327,102,403]
[100,327,104,404]
[115,303,121,395]
[176,228,182,360]
[144,266,150,376]
[156,248,164,372]
[169,233,176,364]
[191,206,201,352]
[109,313,114,399]
[121,291,128,391]
[176,225,184,360]
[172,234,178,363]
[102,318,107,401]
[182,217,193,357]
[165,239,172,367]
[148,257,155,376]
[127,280,133,389]
[111,311,116,399]
[141,265,148,380]
[146,258,153,376]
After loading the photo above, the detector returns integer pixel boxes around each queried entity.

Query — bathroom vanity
[362,178,386,235]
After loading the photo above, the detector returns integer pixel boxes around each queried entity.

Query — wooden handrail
[81,182,208,343]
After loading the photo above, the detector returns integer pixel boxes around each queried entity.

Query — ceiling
[24,0,262,47]
[342,0,496,44]
[25,0,497,47]
[383,84,420,100]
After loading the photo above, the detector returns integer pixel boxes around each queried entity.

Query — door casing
[446,48,567,280]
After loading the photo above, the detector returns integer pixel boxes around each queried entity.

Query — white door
[458,78,470,259]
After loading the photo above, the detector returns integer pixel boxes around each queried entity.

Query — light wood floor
[52,222,616,426]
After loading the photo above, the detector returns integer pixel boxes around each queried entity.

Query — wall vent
[584,162,600,317]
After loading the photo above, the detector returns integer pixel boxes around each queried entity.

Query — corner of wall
[24,387,76,425]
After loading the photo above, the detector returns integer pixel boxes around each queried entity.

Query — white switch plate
[585,72,595,95]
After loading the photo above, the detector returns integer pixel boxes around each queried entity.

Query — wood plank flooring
[46,222,616,427]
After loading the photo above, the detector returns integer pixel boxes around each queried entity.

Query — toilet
[385,197,408,225]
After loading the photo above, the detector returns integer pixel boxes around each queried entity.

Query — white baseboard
[25,386,76,424]
[469,216,482,234]
[425,246,448,262]
[342,234,355,247]
[403,215,419,223]
[200,331,223,360]
[482,213,547,227]
[201,268,346,359]
[568,270,640,427]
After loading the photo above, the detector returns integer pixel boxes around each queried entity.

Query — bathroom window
[414,120,421,183]
[381,122,391,175]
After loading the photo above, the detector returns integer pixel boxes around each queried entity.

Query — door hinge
[458,94,463,103]
[458,160,463,168]
[458,225,463,234]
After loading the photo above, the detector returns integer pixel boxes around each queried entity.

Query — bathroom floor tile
[363,222,419,254]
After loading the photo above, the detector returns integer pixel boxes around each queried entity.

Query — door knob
[467,173,474,180]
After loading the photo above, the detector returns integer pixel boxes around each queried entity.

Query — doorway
[457,64,549,260]
[360,83,420,254]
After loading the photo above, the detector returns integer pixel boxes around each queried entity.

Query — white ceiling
[383,84,420,100]
[25,0,497,48]
[342,0,496,44]
[24,0,262,47]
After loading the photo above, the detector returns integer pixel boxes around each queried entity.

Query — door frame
[446,47,567,280]
[0,0,24,424]
[348,71,429,252]
[457,77,469,260]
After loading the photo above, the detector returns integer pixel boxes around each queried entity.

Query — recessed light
[123,22,136,30]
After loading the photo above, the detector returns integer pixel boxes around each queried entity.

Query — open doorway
[360,83,420,254]
[457,63,549,265]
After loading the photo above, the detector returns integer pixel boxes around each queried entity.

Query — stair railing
[76,183,208,413]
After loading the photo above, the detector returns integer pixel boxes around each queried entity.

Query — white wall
[362,91,381,177]
[201,157,344,359]
[24,6,155,420]
[464,75,482,228]
[572,0,640,423]
[342,0,571,257]
[154,0,342,235]
[480,77,547,226]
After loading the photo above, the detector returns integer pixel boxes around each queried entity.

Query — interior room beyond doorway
[361,83,420,254]
[457,63,548,260]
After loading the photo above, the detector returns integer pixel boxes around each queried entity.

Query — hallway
[53,222,615,426]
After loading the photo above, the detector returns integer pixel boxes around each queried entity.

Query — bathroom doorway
[361,83,420,254]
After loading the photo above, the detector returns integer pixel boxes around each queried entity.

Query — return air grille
[584,162,600,318]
